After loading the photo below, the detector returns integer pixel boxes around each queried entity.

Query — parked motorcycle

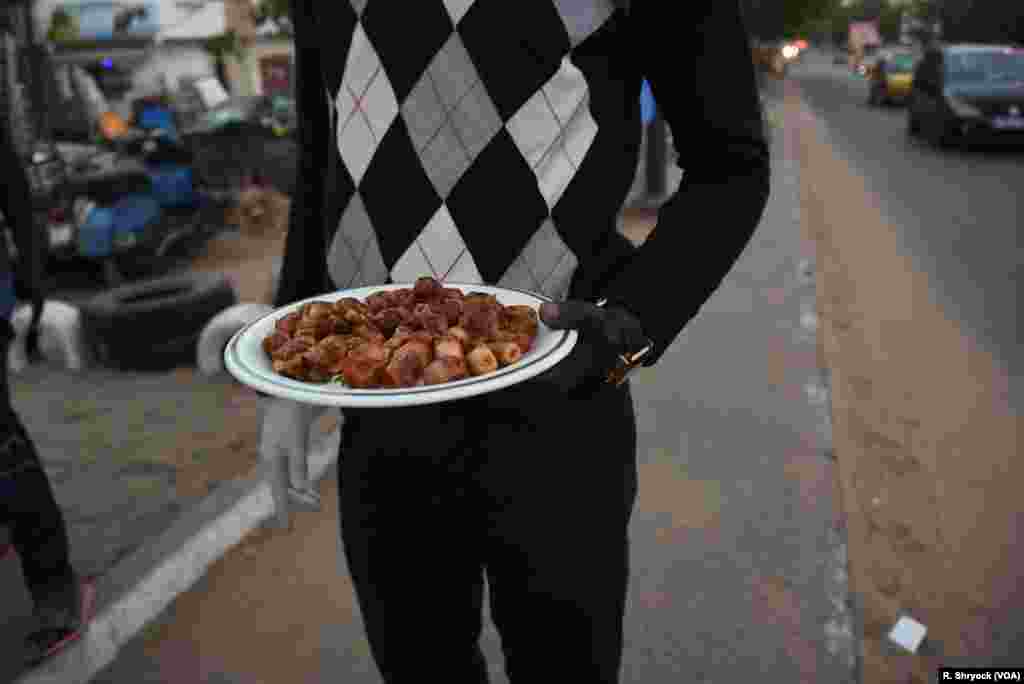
[20,121,230,287]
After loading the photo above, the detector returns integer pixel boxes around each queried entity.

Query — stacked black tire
[80,272,236,372]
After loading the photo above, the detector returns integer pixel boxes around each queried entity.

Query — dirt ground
[789,83,1022,681]
[169,190,339,497]
[154,192,292,498]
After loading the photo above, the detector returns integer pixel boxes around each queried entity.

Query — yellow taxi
[868,52,918,106]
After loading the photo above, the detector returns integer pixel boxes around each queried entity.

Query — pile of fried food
[262,277,540,388]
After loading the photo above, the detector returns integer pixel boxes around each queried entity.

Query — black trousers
[337,379,638,683]
[0,319,76,607]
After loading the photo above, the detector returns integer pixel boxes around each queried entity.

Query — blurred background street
[796,50,1022,391]
[1,0,1022,682]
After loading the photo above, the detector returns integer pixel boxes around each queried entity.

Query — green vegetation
[742,0,836,41]
[252,0,292,29]
[46,8,80,42]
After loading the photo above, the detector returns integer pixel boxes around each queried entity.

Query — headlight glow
[782,45,799,60]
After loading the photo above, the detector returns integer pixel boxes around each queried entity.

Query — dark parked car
[907,44,1024,147]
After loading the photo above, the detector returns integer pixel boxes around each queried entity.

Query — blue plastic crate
[111,194,161,250]
[147,164,196,208]
[77,205,115,257]
[137,106,179,140]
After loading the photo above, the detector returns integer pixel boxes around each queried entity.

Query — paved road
[93,89,856,683]
[791,52,1023,400]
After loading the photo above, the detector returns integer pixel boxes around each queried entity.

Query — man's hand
[261,398,321,489]
[534,300,649,398]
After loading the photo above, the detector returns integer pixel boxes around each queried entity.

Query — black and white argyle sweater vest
[317,0,641,303]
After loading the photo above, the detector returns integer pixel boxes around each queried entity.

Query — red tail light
[48,207,68,224]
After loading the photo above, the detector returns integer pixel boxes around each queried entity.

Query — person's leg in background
[0,299,93,667]
[474,381,639,683]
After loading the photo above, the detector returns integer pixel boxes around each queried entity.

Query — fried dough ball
[262,331,290,356]
[272,355,306,379]
[364,292,393,315]
[434,335,465,361]
[460,305,500,340]
[382,350,425,387]
[493,330,534,354]
[434,298,463,326]
[352,323,386,344]
[343,307,369,326]
[275,312,301,336]
[487,341,523,367]
[302,334,352,370]
[329,315,353,335]
[296,317,335,341]
[333,297,368,317]
[371,307,410,337]
[447,326,470,346]
[502,305,540,336]
[301,301,335,320]
[338,357,384,388]
[422,357,469,385]
[349,341,391,366]
[272,337,313,362]
[395,339,433,368]
[419,311,449,336]
[466,346,498,376]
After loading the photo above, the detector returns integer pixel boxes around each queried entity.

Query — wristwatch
[595,298,654,386]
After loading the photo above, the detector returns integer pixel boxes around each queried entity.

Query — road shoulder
[789,78,1023,681]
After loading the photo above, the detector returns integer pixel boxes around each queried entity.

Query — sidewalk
[92,90,857,683]
[0,230,297,683]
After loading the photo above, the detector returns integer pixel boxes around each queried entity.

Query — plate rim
[224,283,575,402]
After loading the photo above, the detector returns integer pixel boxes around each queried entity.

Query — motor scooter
[24,120,229,287]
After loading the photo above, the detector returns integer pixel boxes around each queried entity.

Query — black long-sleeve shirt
[276,0,771,366]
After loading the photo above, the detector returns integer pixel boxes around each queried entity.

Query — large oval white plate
[224,283,578,408]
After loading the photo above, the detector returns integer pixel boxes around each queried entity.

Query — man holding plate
[215,0,770,680]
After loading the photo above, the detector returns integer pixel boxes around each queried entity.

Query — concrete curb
[779,82,860,681]
[14,420,341,684]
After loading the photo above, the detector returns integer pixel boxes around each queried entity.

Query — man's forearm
[603,0,771,365]
[604,157,770,362]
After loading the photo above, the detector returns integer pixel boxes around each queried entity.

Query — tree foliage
[824,0,1023,46]
[203,29,242,58]
[252,0,292,32]
[741,0,836,40]
[46,8,80,42]
[938,0,1024,44]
